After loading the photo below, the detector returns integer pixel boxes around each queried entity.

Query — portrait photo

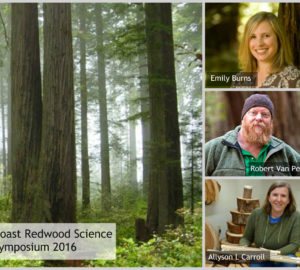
[205,91,300,176]
[205,3,300,88]
[205,179,300,267]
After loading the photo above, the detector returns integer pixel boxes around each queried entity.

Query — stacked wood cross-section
[226,186,259,244]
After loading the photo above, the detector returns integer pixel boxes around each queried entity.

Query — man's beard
[242,120,273,146]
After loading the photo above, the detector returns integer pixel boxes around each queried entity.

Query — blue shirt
[270,214,283,224]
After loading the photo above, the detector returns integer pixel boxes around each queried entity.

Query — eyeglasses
[247,110,271,119]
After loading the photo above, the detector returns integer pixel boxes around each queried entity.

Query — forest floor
[0,195,202,267]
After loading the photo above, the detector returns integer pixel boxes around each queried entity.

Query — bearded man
[205,94,300,176]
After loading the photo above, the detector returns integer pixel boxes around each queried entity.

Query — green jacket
[205,126,300,176]
[240,208,300,255]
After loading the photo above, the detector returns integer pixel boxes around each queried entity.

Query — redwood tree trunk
[0,75,6,178]
[95,4,111,212]
[41,3,76,222]
[162,4,184,229]
[145,3,183,235]
[278,4,300,67]
[6,9,12,177]
[11,3,42,222]
[79,4,90,210]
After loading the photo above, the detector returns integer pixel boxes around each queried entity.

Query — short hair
[262,182,296,216]
[239,12,293,73]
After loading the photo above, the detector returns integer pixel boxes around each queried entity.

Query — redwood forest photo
[0,3,202,267]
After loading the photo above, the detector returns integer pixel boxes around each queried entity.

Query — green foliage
[77,190,202,267]
[88,206,202,267]
[0,260,44,267]
[78,184,147,242]
[180,96,202,210]
[173,3,202,53]
[0,178,201,267]
[0,190,44,266]
[174,4,202,213]
[0,195,11,222]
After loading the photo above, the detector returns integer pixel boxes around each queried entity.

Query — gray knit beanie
[241,94,274,120]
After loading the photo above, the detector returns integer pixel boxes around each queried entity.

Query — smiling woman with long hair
[240,182,300,267]
[237,12,300,88]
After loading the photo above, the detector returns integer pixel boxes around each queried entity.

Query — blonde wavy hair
[239,12,293,73]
